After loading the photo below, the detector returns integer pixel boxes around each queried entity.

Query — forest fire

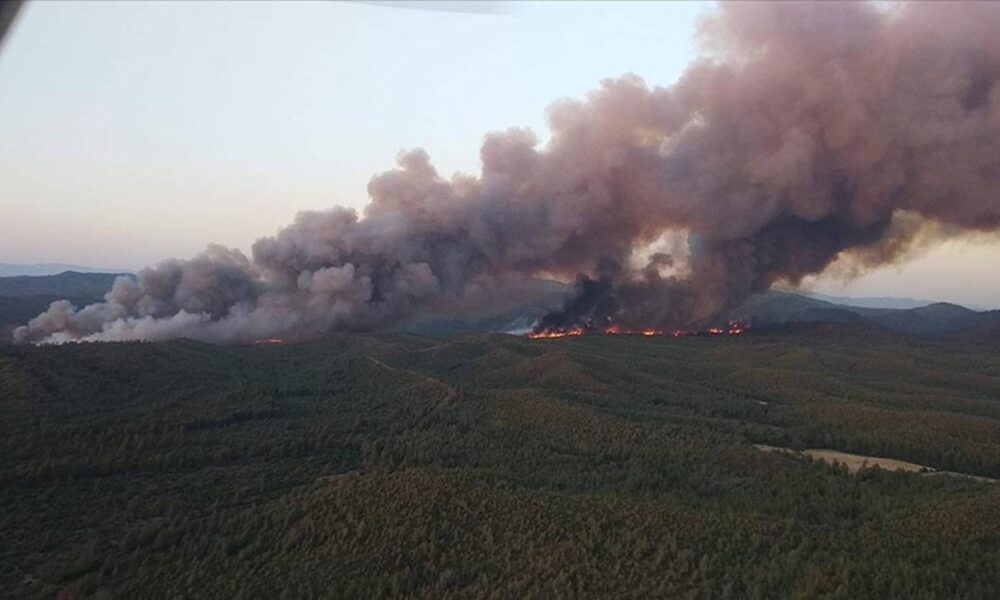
[528,321,749,340]
[603,324,665,336]
[526,326,586,339]
[603,325,660,336]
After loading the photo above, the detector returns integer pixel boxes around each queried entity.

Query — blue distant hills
[0,263,135,277]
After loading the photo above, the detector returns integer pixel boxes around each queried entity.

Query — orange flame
[602,325,666,336]
[529,320,749,340]
[527,326,585,339]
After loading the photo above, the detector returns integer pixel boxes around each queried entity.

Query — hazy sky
[0,1,997,307]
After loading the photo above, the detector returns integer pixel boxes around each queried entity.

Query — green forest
[2,326,1000,598]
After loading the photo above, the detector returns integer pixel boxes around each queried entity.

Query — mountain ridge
[0,263,135,277]
[1,271,997,342]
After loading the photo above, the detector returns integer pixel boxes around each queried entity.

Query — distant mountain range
[791,290,939,310]
[0,263,134,277]
[732,290,1000,339]
[0,270,997,343]
[790,289,990,311]
[0,270,132,298]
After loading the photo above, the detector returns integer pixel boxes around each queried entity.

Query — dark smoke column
[533,1,1000,334]
[0,0,23,51]
[15,1,1000,344]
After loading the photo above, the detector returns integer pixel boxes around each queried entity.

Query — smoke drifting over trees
[15,1,1000,343]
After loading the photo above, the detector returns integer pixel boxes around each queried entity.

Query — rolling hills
[732,290,1000,339]
[3,329,1000,598]
[0,270,129,299]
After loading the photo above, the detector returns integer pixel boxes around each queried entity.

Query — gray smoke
[15,1,1000,343]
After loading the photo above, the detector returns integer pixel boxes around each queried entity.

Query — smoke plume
[15,1,1000,343]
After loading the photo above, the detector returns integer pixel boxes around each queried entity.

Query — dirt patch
[801,449,927,473]
[754,444,996,482]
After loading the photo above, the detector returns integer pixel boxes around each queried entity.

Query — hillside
[799,291,949,310]
[0,295,105,338]
[0,272,133,341]
[3,330,1000,598]
[3,270,997,343]
[733,291,1000,339]
[0,271,129,298]
[0,263,133,277]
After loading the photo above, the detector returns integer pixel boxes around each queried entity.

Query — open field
[3,327,1000,598]
[804,449,928,473]
[755,445,998,484]
[755,445,931,473]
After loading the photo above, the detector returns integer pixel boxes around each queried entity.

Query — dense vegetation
[3,327,1000,598]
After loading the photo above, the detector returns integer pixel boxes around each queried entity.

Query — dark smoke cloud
[15,1,1000,343]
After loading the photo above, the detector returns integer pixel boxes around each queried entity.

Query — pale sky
[0,1,997,308]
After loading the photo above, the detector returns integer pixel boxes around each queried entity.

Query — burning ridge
[14,1,1000,345]
[528,320,748,340]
